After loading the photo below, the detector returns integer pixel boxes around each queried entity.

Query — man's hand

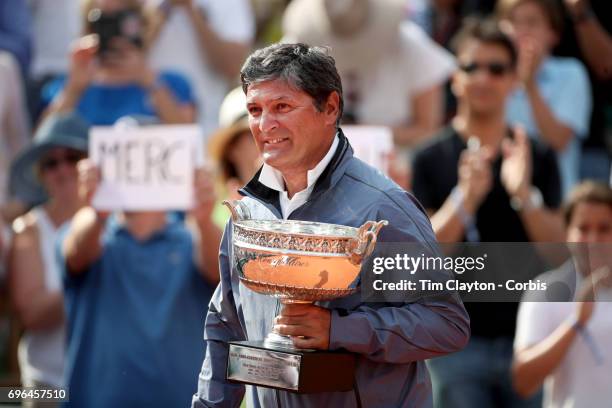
[501,127,532,200]
[190,167,217,226]
[457,144,494,214]
[517,37,543,89]
[274,303,331,350]
[65,35,98,97]
[77,159,110,220]
[564,0,590,15]
[77,159,99,205]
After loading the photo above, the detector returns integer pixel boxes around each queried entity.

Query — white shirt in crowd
[259,135,339,219]
[27,0,82,79]
[515,268,612,408]
[17,207,66,388]
[147,0,255,139]
[343,22,455,128]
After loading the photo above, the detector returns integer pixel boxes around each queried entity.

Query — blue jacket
[192,130,470,407]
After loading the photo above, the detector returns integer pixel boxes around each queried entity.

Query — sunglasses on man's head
[459,61,513,77]
[40,151,85,171]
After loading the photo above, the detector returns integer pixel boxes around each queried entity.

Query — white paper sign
[90,124,201,211]
[342,125,394,175]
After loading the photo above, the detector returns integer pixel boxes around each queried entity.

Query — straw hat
[207,87,251,179]
[9,112,90,206]
[282,0,406,73]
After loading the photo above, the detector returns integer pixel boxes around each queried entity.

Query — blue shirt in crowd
[60,215,213,408]
[0,0,31,74]
[506,56,592,196]
[42,71,195,125]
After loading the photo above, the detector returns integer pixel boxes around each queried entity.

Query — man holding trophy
[192,43,470,407]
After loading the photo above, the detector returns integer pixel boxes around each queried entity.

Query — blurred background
[0,0,611,407]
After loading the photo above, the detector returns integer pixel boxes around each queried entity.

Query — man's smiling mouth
[265,138,289,145]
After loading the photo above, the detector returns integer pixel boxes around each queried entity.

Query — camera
[87,8,144,56]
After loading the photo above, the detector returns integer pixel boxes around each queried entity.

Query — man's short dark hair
[451,18,518,68]
[240,43,344,126]
[563,181,612,226]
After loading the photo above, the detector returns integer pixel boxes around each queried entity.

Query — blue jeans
[427,337,542,408]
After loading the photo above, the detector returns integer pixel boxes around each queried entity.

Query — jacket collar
[239,128,354,215]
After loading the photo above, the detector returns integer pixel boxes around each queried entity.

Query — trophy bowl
[224,200,387,349]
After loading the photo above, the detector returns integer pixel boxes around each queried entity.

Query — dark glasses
[459,61,513,77]
[40,151,85,171]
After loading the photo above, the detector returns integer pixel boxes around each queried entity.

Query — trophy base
[226,340,356,393]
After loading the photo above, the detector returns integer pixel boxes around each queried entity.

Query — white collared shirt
[258,135,339,219]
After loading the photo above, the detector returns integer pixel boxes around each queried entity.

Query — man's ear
[323,91,340,126]
[450,71,462,98]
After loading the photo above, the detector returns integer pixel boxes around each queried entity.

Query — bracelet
[510,186,543,213]
[451,187,480,242]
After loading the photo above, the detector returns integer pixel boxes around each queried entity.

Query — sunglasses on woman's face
[40,151,85,171]
[459,61,513,77]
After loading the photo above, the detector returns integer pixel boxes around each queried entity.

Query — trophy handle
[223,200,252,222]
[349,220,388,264]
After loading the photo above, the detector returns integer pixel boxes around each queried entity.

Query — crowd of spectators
[0,1,610,407]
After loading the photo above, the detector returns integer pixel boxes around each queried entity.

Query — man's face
[453,40,516,116]
[246,79,339,176]
[502,1,557,52]
[567,202,612,243]
[567,201,612,272]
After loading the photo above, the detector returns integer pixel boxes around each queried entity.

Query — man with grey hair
[192,43,470,408]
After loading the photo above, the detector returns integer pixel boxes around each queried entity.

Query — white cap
[218,86,248,128]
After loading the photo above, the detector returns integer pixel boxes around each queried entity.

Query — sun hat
[9,112,90,206]
[207,87,252,180]
[282,0,406,73]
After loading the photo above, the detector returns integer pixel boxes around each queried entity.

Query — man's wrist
[567,311,583,328]
[523,79,539,95]
[454,186,478,215]
[194,212,215,231]
[158,0,173,17]
[140,70,161,90]
[451,186,481,242]
[63,82,86,105]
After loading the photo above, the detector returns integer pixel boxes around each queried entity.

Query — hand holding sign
[77,159,111,221]
[77,159,99,205]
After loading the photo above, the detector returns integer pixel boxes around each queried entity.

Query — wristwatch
[510,186,543,212]
[571,4,595,24]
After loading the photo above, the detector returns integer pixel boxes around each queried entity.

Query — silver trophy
[223,200,387,393]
